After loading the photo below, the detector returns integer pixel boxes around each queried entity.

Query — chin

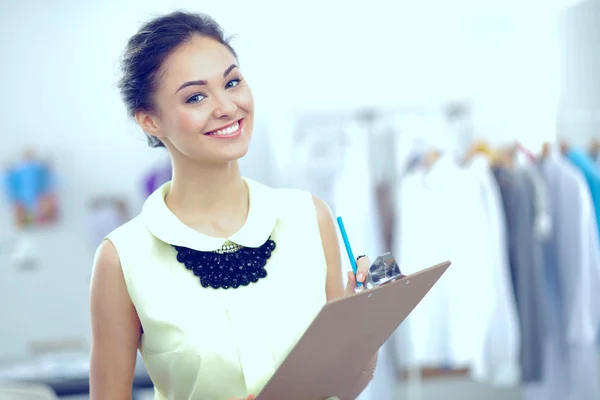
[203,139,251,164]
[221,146,250,162]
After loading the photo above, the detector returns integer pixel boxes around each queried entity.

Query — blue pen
[336,216,362,287]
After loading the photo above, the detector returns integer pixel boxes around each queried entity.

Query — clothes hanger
[507,141,535,168]
[490,146,512,168]
[422,148,441,169]
[514,141,536,162]
[463,138,496,165]
[539,142,552,160]
[471,139,493,156]
[588,138,600,158]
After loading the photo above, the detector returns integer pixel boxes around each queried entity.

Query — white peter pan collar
[141,177,278,251]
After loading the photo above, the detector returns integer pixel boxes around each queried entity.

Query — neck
[166,157,247,230]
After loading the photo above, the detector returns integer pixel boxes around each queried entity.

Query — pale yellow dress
[106,177,328,399]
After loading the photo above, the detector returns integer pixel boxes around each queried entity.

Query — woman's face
[140,35,254,164]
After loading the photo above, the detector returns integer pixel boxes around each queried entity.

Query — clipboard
[255,260,451,400]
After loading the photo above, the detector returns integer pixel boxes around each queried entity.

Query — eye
[186,93,206,104]
[225,78,242,89]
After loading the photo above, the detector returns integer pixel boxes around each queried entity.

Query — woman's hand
[344,256,370,296]
[228,396,255,400]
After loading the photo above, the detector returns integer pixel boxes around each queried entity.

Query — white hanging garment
[525,165,553,240]
[393,154,520,386]
[465,156,520,386]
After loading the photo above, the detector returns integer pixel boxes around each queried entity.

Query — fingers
[344,271,356,295]
[355,256,370,284]
[345,255,370,295]
[347,271,356,285]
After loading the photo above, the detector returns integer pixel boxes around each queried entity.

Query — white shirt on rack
[465,156,520,386]
[393,154,520,386]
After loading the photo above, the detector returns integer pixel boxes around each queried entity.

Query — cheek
[236,87,254,112]
[175,108,211,134]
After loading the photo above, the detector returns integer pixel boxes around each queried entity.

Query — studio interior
[1,0,599,399]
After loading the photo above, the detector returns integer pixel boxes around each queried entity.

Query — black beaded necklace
[172,237,276,289]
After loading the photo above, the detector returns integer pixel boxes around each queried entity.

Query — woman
[89,10,377,400]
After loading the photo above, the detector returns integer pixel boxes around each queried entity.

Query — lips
[205,119,243,137]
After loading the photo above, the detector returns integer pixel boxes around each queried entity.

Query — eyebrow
[175,64,239,93]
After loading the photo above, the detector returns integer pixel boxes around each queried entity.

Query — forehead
[160,35,237,86]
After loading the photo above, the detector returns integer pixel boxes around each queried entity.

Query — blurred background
[1,0,600,399]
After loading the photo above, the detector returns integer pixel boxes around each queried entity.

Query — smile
[205,119,243,138]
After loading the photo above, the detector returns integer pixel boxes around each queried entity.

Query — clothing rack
[356,106,478,400]
[296,106,478,400]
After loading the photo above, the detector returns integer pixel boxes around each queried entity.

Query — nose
[212,93,237,119]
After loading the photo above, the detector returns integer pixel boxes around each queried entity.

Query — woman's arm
[89,240,142,400]
[313,195,378,399]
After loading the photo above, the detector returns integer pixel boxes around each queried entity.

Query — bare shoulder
[312,194,334,222]
[89,239,141,399]
[311,195,337,244]
[92,239,120,274]
[90,239,130,298]
[90,216,147,289]
[311,195,345,300]
[90,238,137,328]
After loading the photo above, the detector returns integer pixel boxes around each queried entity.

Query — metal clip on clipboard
[355,252,404,292]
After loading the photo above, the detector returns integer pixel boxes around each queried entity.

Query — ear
[135,110,165,141]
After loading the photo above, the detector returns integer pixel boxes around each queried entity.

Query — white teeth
[211,122,239,136]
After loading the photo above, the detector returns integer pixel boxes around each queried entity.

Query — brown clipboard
[255,260,451,400]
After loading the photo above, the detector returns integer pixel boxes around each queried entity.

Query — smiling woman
[89,10,377,400]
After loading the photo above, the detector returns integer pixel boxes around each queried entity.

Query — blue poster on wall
[2,150,59,228]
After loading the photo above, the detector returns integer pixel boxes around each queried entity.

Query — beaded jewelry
[172,237,276,289]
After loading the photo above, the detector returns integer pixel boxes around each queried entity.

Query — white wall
[558,0,600,146]
[0,0,570,358]
[470,12,561,150]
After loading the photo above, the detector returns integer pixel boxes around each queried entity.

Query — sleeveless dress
[106,177,328,399]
